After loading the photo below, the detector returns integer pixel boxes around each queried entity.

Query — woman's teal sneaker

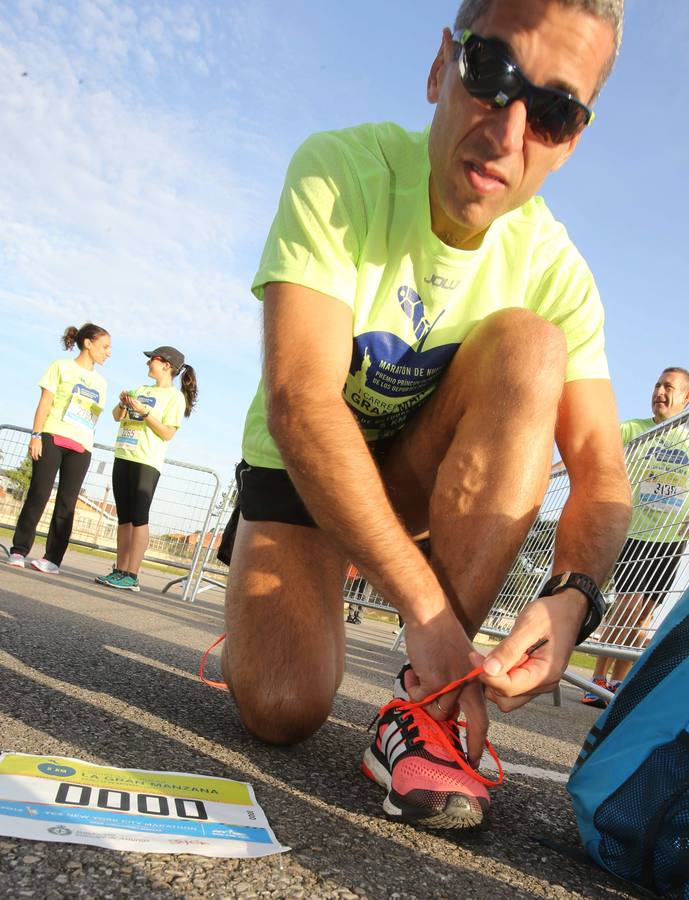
[108,573,140,592]
[95,567,123,585]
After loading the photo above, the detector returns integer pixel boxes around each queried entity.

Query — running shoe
[106,573,140,592]
[580,676,610,709]
[7,553,25,568]
[361,664,495,829]
[95,567,124,585]
[30,558,59,574]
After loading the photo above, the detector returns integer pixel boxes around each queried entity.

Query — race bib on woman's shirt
[62,384,103,435]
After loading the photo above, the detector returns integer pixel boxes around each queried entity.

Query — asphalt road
[0,547,646,899]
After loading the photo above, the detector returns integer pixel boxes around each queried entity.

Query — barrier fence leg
[390,623,406,652]
[561,669,615,702]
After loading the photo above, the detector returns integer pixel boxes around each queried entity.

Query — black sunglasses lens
[462,38,522,102]
[529,91,587,143]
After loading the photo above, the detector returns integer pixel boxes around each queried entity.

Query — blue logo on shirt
[345,284,459,434]
[129,395,156,422]
[641,446,689,466]
[71,383,100,404]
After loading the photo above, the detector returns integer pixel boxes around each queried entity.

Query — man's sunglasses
[453,29,595,145]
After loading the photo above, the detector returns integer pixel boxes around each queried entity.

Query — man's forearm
[269,396,446,624]
[552,472,631,584]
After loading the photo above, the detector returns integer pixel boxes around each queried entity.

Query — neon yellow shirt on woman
[243,122,609,469]
[40,359,107,452]
[114,384,185,472]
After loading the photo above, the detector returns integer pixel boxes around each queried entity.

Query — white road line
[481,755,569,784]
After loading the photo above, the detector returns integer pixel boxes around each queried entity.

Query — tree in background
[5,457,32,500]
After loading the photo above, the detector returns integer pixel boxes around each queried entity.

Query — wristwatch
[31,432,42,439]
[538,572,606,646]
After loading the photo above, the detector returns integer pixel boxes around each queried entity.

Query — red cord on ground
[199,633,228,689]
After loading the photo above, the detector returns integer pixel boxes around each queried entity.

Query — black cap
[144,346,185,371]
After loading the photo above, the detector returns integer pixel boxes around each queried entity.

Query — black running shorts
[112,457,161,527]
[235,460,315,527]
[216,461,314,567]
[613,537,685,601]
[218,444,400,565]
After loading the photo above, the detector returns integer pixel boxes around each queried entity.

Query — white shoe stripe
[388,742,408,767]
[381,721,403,756]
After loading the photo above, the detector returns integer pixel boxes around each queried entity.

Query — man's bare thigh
[224,516,348,679]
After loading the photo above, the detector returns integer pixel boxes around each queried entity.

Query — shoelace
[378,640,549,789]
[374,667,504,788]
[199,633,229,690]
[199,635,486,696]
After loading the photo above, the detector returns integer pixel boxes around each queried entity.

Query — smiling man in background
[582,367,689,707]
[221,0,631,831]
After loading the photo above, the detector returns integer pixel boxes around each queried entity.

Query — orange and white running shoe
[579,675,610,709]
[361,664,500,829]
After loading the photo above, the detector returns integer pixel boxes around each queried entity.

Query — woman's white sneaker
[7,553,25,568]
[30,558,60,574]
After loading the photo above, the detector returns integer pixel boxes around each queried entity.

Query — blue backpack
[568,587,689,896]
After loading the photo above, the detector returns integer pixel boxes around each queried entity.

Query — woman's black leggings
[11,433,92,565]
[112,457,160,526]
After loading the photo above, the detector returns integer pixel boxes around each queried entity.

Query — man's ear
[427,27,454,104]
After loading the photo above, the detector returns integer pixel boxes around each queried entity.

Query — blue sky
[1,0,687,485]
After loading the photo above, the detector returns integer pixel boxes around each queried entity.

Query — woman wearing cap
[96,346,198,591]
[7,323,111,574]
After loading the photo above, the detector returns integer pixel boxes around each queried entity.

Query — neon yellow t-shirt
[622,417,689,544]
[243,122,609,469]
[40,359,107,452]
[114,384,185,472]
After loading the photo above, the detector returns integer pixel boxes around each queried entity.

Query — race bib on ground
[0,753,287,859]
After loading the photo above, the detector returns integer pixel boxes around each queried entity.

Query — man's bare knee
[474,309,567,407]
[232,685,333,746]
[483,309,566,370]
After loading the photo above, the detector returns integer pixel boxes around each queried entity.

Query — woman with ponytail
[8,323,111,573]
[96,345,198,591]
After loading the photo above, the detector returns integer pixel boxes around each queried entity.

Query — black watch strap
[538,571,606,646]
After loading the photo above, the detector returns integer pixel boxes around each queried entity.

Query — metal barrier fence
[182,485,236,603]
[487,410,689,650]
[0,424,223,601]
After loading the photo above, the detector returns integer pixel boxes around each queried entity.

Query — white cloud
[0,3,275,348]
